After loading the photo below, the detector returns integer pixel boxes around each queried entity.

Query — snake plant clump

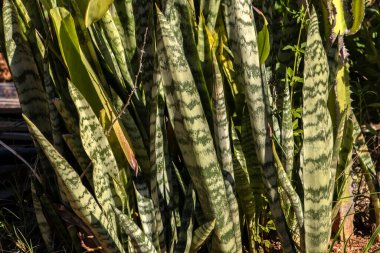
[1,0,377,252]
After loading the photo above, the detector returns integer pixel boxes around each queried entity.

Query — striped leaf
[100,10,135,92]
[23,115,124,253]
[133,177,161,252]
[114,207,158,253]
[272,140,303,231]
[113,0,136,60]
[53,98,79,135]
[302,8,334,252]
[175,185,196,253]
[211,49,241,250]
[190,219,216,253]
[31,181,53,252]
[202,0,221,31]
[167,0,213,125]
[230,125,256,252]
[281,78,294,179]
[156,8,238,252]
[68,82,118,229]
[132,0,154,106]
[222,1,294,251]
[149,52,174,252]
[49,7,137,171]
[2,0,51,139]
[3,0,60,197]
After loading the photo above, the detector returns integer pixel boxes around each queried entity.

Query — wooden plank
[0,82,20,113]
[0,120,27,132]
[0,82,18,99]
[0,132,32,141]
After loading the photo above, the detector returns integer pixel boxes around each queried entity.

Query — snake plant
[1,0,373,252]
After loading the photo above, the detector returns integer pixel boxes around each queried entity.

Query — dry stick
[0,139,43,184]
[105,27,149,136]
[80,27,149,180]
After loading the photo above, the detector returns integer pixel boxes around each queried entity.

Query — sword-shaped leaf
[281,78,294,179]
[23,115,124,253]
[222,0,294,251]
[202,0,221,31]
[114,207,158,253]
[302,8,334,251]
[100,11,135,91]
[31,181,53,252]
[113,0,136,60]
[211,49,241,250]
[156,8,238,252]
[133,176,161,251]
[149,52,173,252]
[175,185,196,253]
[49,7,137,172]
[190,219,216,253]
[3,0,60,197]
[68,82,118,228]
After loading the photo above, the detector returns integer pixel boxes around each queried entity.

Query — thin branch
[0,139,43,184]
[105,27,149,136]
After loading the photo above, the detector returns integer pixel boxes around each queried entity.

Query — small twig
[80,161,93,179]
[0,139,43,184]
[105,27,149,137]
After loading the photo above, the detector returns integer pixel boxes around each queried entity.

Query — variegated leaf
[156,7,238,252]
[134,177,161,251]
[31,181,53,252]
[49,7,137,171]
[114,208,158,253]
[302,8,334,252]
[190,219,216,253]
[23,115,124,253]
[3,0,61,197]
[175,185,196,253]
[222,1,295,251]
[68,82,118,229]
[211,50,241,250]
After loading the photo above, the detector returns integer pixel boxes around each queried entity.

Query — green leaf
[175,185,196,253]
[190,219,216,252]
[113,0,136,60]
[347,0,365,35]
[281,78,294,178]
[363,224,380,253]
[255,11,270,64]
[201,0,221,30]
[78,0,114,27]
[49,7,138,171]
[62,134,92,183]
[100,11,135,91]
